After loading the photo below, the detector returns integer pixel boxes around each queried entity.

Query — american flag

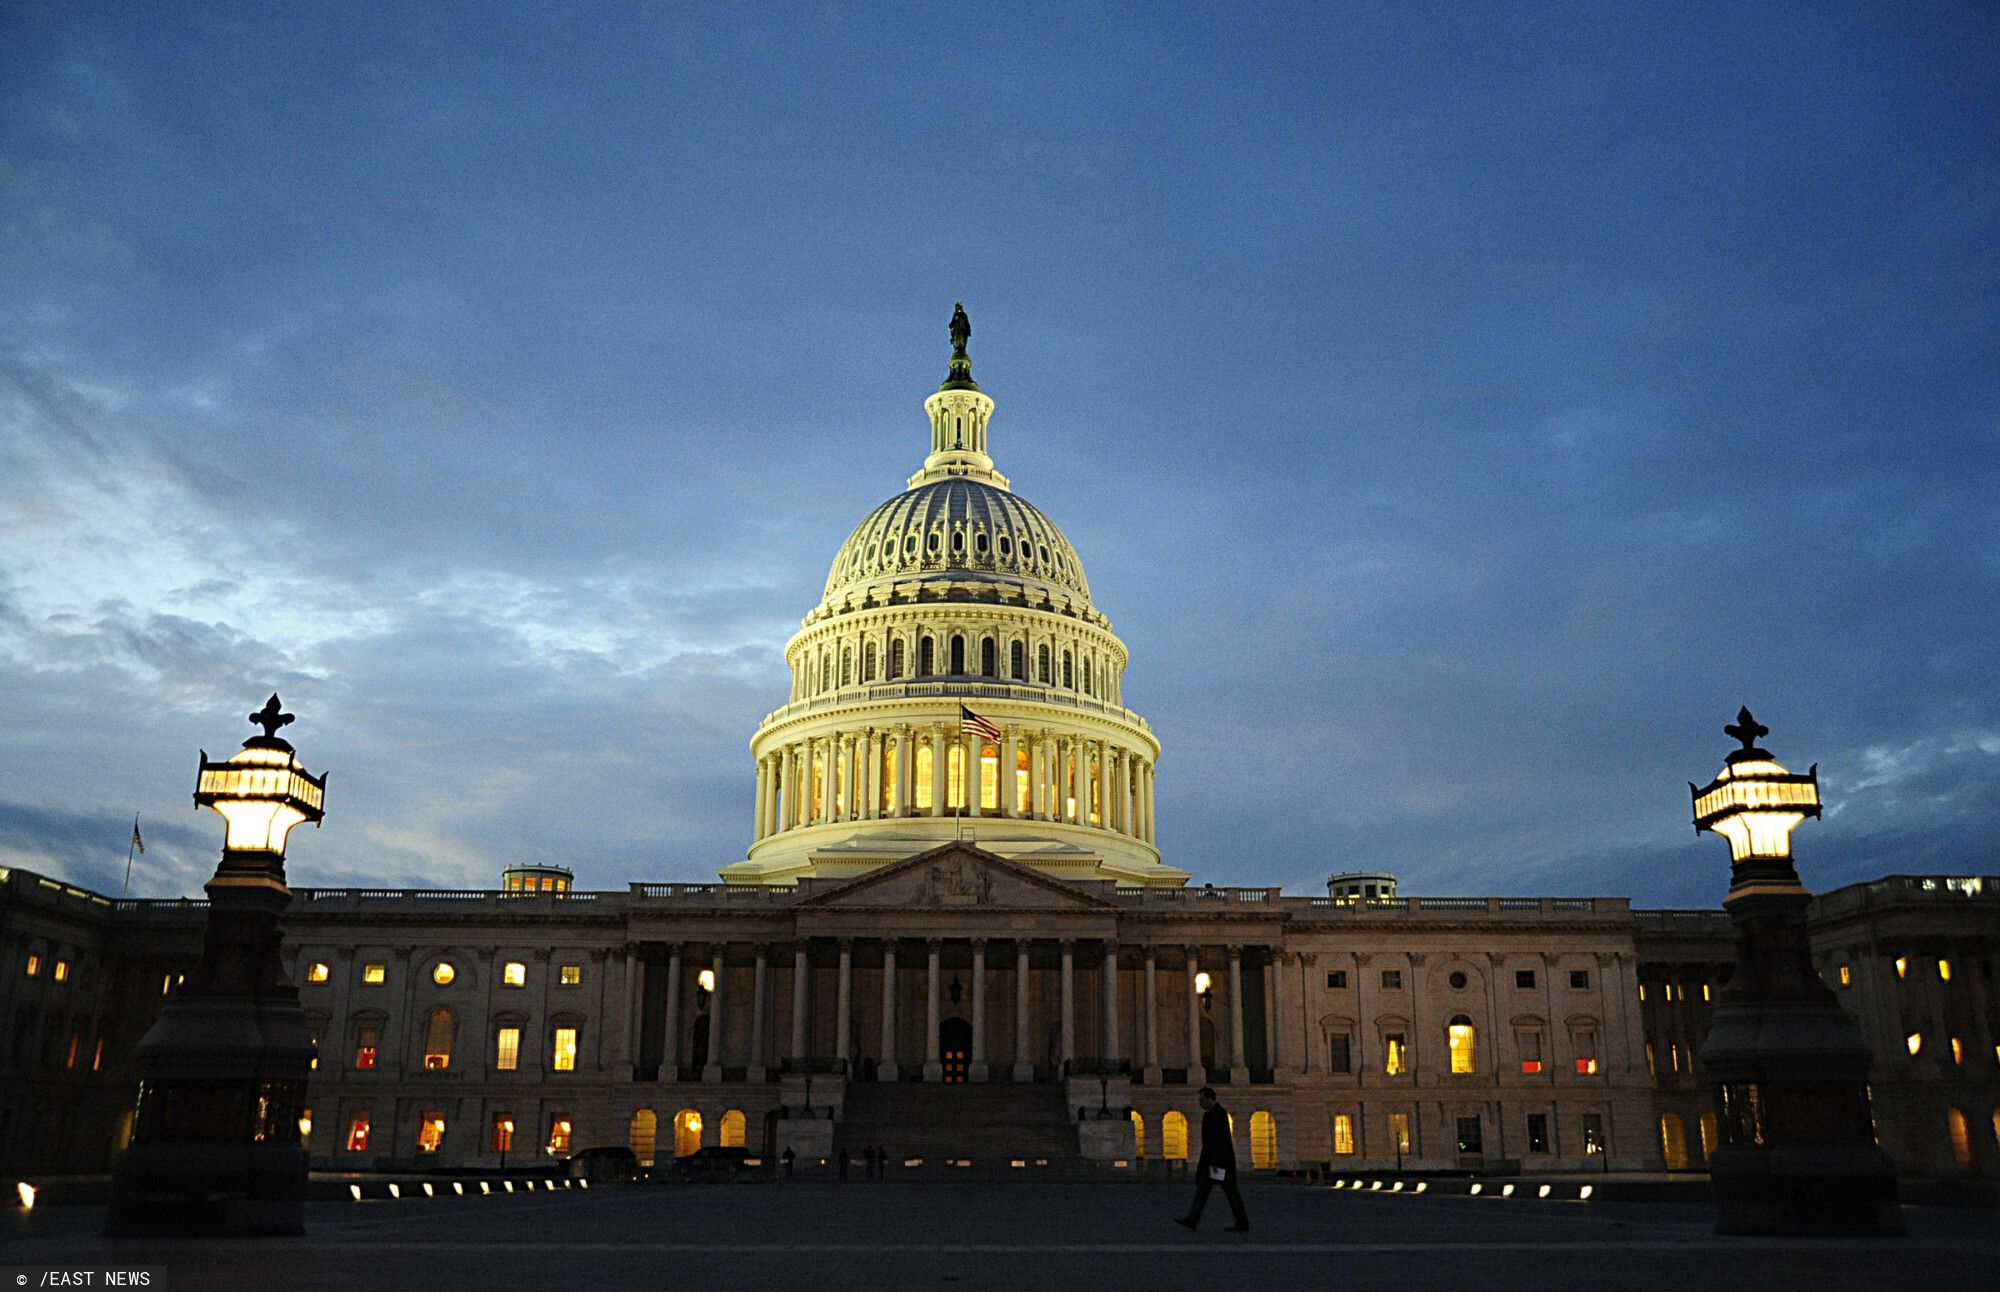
[959,705,1002,743]
[131,820,145,854]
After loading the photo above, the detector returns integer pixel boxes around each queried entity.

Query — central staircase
[836,1081,1090,1174]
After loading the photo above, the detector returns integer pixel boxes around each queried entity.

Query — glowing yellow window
[1384,1034,1407,1076]
[914,745,934,810]
[1161,1111,1189,1160]
[422,1009,453,1069]
[53,960,69,983]
[1646,1043,1657,1074]
[298,1109,312,1144]
[1701,983,1711,1002]
[674,1109,703,1157]
[24,955,39,978]
[559,964,582,987]
[418,1113,445,1153]
[1249,1111,1277,1169]
[1894,956,1907,979]
[552,1027,578,1072]
[1838,965,1851,987]
[720,1110,746,1148]
[1447,1017,1476,1074]
[92,1037,104,1072]
[1638,984,1647,1002]
[1015,749,1030,814]
[1906,1032,1923,1056]
[306,962,329,983]
[490,1114,514,1152]
[946,744,965,809]
[1950,1036,1964,1065]
[65,1033,80,1068]
[979,746,999,811]
[495,1026,521,1071]
[1659,1114,1689,1169]
[1388,1111,1412,1154]
[548,1117,572,1154]
[362,963,386,985]
[1331,1113,1356,1155]
[432,962,455,986]
[1131,1110,1147,1158]
[502,962,526,987]
[346,1115,371,1152]
[1937,959,1952,983]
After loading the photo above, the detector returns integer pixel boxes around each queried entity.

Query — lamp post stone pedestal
[1691,708,1901,1237]
[106,696,327,1237]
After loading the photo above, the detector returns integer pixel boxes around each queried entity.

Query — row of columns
[752,725,1157,844]
[653,939,1260,1084]
[790,629,1122,709]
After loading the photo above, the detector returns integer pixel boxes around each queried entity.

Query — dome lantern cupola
[913,302,1008,490]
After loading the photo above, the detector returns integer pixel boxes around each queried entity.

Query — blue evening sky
[1,2,1994,905]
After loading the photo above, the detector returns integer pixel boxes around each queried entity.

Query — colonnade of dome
[721,307,1186,889]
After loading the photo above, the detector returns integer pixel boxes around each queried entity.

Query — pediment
[796,842,1121,911]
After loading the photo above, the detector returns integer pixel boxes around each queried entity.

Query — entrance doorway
[940,1017,972,1083]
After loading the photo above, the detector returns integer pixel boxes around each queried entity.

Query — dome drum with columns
[722,307,1188,889]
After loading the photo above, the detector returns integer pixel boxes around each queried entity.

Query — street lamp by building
[107,695,327,1236]
[1690,708,1901,1236]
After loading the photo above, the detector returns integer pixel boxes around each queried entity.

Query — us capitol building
[3,310,1996,1182]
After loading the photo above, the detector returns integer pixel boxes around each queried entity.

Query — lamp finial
[1724,706,1771,761]
[249,694,295,741]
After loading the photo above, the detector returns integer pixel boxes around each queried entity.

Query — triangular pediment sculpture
[796,841,1122,911]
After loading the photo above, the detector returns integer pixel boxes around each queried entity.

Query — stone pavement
[6,1177,1995,1292]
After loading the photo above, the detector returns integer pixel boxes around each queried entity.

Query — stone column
[1228,946,1248,1083]
[835,939,853,1071]
[1013,942,1034,1082]
[821,737,838,824]
[1002,726,1019,818]
[924,939,943,1082]
[1185,945,1205,1083]
[929,724,947,817]
[970,938,989,1081]
[1143,947,1161,1080]
[860,731,877,820]
[879,941,900,1082]
[753,758,770,840]
[790,944,809,1064]
[1059,940,1076,1071]
[748,944,769,1081]
[1029,732,1047,819]
[615,945,638,1074]
[838,734,855,821]
[703,944,726,1082]
[662,943,683,1082]
[1102,942,1120,1064]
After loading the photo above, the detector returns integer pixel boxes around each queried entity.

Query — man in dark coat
[1174,1087,1249,1232]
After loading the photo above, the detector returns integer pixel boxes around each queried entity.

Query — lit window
[54,960,69,983]
[362,963,386,985]
[490,1114,514,1153]
[91,1037,104,1071]
[25,955,40,978]
[1659,1114,1689,1169]
[1937,959,1952,983]
[1701,983,1711,1002]
[496,1026,521,1071]
[161,973,171,995]
[1837,964,1851,987]
[1519,1030,1542,1075]
[1193,971,1212,996]
[1384,1034,1407,1076]
[346,1115,371,1152]
[307,962,329,983]
[433,962,456,986]
[559,964,582,987]
[503,962,527,987]
[1569,969,1589,989]
[1249,1111,1277,1169]
[1670,1043,1682,1072]
[1332,1113,1355,1155]
[1906,1032,1923,1056]
[1447,1017,1476,1074]
[553,1027,578,1072]
[1388,1111,1412,1154]
[1645,1043,1656,1074]
[1639,984,1647,1002]
[1950,1036,1964,1065]
[308,1027,320,1070]
[1894,956,1907,979]
[65,1032,80,1068]
[299,1109,312,1145]
[354,1026,379,1070]
[1161,1111,1188,1160]
[1576,1056,1599,1075]
[547,1116,572,1154]
[697,968,716,994]
[422,1009,453,1069]
[418,1113,446,1153]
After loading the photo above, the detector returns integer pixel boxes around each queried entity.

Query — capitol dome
[721,305,1186,890]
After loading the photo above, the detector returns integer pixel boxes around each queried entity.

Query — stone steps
[838,1082,1081,1163]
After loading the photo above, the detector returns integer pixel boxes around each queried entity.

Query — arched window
[915,746,934,811]
[821,649,831,691]
[811,751,825,821]
[1062,651,1073,689]
[863,641,877,682]
[946,744,965,810]
[674,1109,703,1157]
[720,1109,747,1149]
[880,741,898,813]
[422,1009,453,1070]
[628,1110,658,1167]
[1250,1111,1277,1169]
[1037,644,1051,683]
[1448,1015,1477,1074]
[1083,658,1093,695]
[1162,1111,1189,1160]
[918,637,934,676]
[1659,1114,1688,1169]
[979,744,999,811]
[841,648,853,687]
[1948,1108,1973,1170]
[1131,1110,1147,1158]
[950,635,965,675]
[1015,748,1031,814]
[890,639,906,679]
[1010,641,1025,679]
[926,531,940,554]
[980,637,996,676]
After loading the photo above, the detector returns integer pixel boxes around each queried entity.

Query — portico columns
[753,759,770,840]
[1059,940,1076,1072]
[929,725,947,817]
[1012,943,1033,1082]
[662,943,683,1082]
[878,942,900,1082]
[789,944,809,1063]
[1185,945,1205,1083]
[1143,947,1162,1081]
[1002,727,1019,818]
[970,939,989,1081]
[820,738,837,825]
[702,944,726,1082]
[835,939,853,1070]
[1228,946,1249,1084]
[748,943,769,1081]
[1102,942,1120,1064]
[923,939,943,1082]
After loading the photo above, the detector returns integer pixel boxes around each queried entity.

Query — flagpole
[122,814,138,901]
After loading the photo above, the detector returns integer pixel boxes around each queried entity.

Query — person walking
[1173,1087,1249,1232]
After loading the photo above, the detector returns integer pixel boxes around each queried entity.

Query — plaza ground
[6,1177,1995,1292]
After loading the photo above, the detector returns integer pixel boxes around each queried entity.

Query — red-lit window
[353,1025,379,1070]
[1576,1057,1598,1075]
[346,1115,371,1152]
[1521,1059,1542,1074]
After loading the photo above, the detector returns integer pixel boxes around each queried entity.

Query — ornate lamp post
[107,696,327,1236]
[1690,708,1900,1236]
